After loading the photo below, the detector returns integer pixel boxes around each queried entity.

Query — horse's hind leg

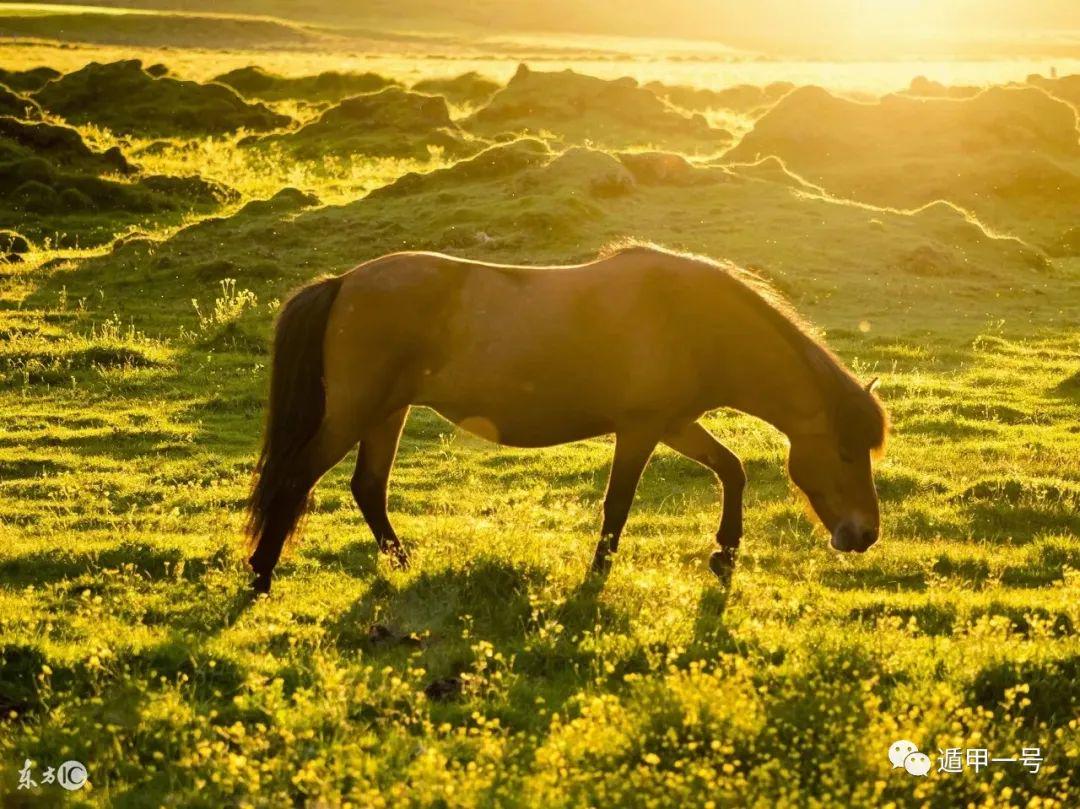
[662,421,746,582]
[250,418,362,593]
[591,430,659,575]
[350,406,410,567]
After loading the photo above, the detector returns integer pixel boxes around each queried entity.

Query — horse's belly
[424,403,612,448]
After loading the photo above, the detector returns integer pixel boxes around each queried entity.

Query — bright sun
[694,0,1079,59]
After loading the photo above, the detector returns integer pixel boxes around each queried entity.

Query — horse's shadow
[302,538,380,575]
[689,584,735,654]
[318,543,739,689]
[327,555,546,652]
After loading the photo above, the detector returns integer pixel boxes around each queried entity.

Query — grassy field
[1,6,1079,807]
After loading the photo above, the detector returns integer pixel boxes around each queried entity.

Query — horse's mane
[602,241,889,453]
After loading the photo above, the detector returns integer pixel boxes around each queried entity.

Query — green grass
[0,38,1079,809]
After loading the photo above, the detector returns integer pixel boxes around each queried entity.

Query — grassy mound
[0,66,60,93]
[248,87,476,160]
[0,117,236,246]
[34,60,292,137]
[0,229,29,253]
[719,154,825,192]
[1,168,235,244]
[725,85,1080,250]
[234,186,321,217]
[730,85,1080,164]
[413,72,501,106]
[0,117,132,175]
[1026,72,1080,109]
[370,137,552,198]
[0,83,41,119]
[518,146,637,199]
[0,9,319,49]
[211,66,398,102]
[466,64,732,152]
[902,76,981,98]
[0,228,30,261]
[53,136,1050,332]
[617,150,725,185]
[645,80,795,113]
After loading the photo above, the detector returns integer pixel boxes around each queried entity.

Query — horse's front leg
[662,422,746,583]
[591,431,659,575]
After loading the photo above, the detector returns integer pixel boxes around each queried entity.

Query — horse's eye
[838,447,855,464]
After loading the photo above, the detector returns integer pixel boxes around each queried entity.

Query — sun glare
[781,0,972,58]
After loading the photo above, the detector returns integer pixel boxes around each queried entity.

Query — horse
[245,244,888,593]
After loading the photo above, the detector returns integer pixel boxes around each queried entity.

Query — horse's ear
[865,377,880,394]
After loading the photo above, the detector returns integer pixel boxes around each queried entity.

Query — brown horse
[246,245,888,593]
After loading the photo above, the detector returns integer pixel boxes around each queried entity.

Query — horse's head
[787,378,888,553]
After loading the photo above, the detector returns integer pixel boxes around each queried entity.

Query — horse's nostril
[832,523,878,553]
[832,523,855,551]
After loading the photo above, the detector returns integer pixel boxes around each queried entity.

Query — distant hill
[11,0,1080,59]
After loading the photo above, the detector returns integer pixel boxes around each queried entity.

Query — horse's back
[322,248,735,444]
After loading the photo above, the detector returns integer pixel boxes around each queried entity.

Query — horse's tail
[246,274,343,578]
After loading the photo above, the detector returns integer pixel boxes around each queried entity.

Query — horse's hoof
[252,573,272,594]
[388,546,411,569]
[709,548,737,584]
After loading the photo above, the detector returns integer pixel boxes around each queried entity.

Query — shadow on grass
[117,634,248,701]
[846,602,957,635]
[328,556,543,653]
[818,563,928,592]
[970,653,1080,726]
[963,503,1080,544]
[688,585,735,656]
[323,554,645,682]
[301,531,381,573]
[0,540,232,587]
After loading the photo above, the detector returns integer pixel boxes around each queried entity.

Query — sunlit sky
[204,0,1080,58]
[492,0,1080,58]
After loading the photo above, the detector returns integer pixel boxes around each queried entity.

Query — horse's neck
[718,327,831,439]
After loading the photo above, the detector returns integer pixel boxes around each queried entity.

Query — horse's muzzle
[831,521,878,553]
